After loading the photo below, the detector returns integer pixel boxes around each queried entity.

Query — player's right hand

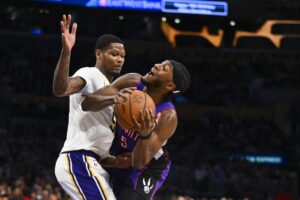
[114,87,137,104]
[60,14,77,53]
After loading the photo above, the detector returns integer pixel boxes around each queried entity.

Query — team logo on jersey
[143,178,153,194]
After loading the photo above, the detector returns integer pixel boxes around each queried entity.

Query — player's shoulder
[161,108,177,117]
[73,66,96,75]
[156,100,176,113]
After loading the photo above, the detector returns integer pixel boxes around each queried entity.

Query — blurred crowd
[0,111,297,199]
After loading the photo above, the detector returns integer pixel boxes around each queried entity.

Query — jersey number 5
[120,136,128,148]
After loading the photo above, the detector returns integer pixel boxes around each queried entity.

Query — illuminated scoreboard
[162,0,228,16]
[33,0,228,16]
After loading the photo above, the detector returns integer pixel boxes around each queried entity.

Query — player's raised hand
[60,14,77,53]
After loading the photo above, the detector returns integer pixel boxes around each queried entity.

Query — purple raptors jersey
[112,81,175,155]
[109,82,174,198]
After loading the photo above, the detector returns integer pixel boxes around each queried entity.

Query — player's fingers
[66,14,71,30]
[114,96,122,104]
[62,14,66,23]
[155,112,161,125]
[71,22,77,35]
[62,14,66,28]
[129,87,137,91]
[118,92,128,100]
[139,110,146,128]
[149,109,155,120]
[145,109,152,128]
[148,109,156,128]
[121,88,133,94]
[132,115,141,128]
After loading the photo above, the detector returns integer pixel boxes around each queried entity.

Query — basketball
[114,90,156,131]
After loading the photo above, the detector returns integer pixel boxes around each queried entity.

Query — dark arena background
[0,0,300,199]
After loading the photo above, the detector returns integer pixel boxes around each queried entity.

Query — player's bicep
[149,110,178,156]
[111,73,142,91]
[65,76,86,96]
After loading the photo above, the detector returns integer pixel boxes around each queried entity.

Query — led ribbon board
[32,0,228,16]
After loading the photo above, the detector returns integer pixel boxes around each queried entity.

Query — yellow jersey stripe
[66,154,85,200]
[85,156,109,200]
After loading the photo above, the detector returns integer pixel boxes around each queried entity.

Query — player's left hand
[114,87,136,104]
[132,109,161,137]
[115,152,132,169]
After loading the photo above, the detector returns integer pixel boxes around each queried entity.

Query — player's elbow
[81,100,90,111]
[53,84,68,97]
[81,98,96,112]
[53,88,65,97]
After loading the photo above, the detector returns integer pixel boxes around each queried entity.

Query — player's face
[100,43,125,76]
[142,60,175,91]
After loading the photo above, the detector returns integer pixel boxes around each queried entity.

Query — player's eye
[162,64,169,71]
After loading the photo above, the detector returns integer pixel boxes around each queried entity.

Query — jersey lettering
[123,128,139,141]
[120,135,127,148]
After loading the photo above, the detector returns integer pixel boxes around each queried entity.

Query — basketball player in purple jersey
[82,60,190,199]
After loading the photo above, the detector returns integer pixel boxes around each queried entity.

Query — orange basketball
[114,90,156,131]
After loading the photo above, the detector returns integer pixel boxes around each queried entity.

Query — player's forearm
[132,138,151,169]
[100,156,116,168]
[53,49,71,97]
[82,94,115,111]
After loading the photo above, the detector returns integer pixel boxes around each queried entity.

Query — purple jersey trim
[156,101,175,114]
[136,81,145,91]
[150,162,171,199]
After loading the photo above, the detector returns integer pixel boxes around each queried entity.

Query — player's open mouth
[148,69,154,76]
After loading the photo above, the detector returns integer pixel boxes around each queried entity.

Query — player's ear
[166,81,176,92]
[95,49,103,60]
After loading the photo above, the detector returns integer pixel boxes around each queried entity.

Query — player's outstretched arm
[132,110,178,169]
[53,14,85,97]
[81,73,141,111]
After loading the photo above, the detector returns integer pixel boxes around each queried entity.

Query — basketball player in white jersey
[52,14,126,200]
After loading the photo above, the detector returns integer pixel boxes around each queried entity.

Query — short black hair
[95,34,123,50]
[169,60,191,94]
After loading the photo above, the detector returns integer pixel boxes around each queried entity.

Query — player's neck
[145,89,166,105]
[95,64,114,83]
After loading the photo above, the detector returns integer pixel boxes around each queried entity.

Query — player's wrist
[61,48,72,56]
[139,131,153,140]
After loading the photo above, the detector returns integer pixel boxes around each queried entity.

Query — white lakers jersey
[61,67,114,158]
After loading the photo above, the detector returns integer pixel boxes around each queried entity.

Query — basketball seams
[115,90,155,131]
[128,93,136,130]
[115,102,134,130]
[143,91,147,111]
